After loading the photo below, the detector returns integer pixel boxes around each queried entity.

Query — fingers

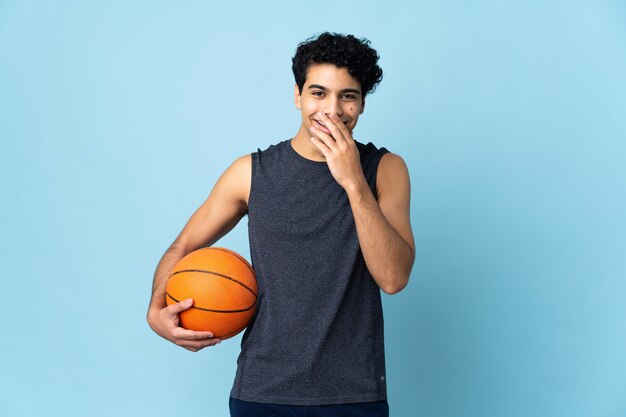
[310,125,338,153]
[318,113,351,145]
[152,302,223,352]
[166,298,194,316]
[172,328,221,352]
[173,327,214,340]
[182,337,222,352]
[327,113,353,142]
[178,335,221,352]
[310,113,354,155]
[310,135,332,158]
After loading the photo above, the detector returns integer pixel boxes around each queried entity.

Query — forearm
[347,182,414,294]
[147,240,190,321]
[146,239,219,350]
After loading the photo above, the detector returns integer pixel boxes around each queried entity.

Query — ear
[360,96,366,114]
[294,84,302,110]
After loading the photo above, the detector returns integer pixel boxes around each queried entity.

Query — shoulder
[231,153,252,171]
[222,154,252,181]
[376,152,410,199]
[215,154,252,205]
[379,152,408,173]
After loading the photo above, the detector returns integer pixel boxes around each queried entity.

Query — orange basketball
[165,247,257,340]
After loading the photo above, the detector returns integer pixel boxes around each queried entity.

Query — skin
[147,63,415,352]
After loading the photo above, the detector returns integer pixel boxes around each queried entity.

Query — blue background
[1,1,625,416]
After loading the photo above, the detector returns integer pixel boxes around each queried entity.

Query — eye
[341,94,357,101]
[312,91,325,97]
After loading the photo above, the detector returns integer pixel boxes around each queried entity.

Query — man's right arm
[146,154,251,352]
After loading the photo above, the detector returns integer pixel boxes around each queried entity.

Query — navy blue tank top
[231,139,389,406]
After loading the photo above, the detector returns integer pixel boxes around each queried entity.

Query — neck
[291,125,327,162]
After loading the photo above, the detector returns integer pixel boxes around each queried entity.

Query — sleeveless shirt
[230,138,390,406]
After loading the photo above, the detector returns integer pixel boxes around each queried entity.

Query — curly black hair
[292,32,383,98]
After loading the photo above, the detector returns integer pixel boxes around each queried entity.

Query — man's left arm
[346,153,415,294]
[310,113,415,294]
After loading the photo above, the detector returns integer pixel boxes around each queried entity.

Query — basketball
[165,247,257,340]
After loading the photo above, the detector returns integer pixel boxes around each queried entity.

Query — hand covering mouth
[314,119,349,127]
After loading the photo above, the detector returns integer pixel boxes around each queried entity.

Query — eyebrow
[308,84,362,95]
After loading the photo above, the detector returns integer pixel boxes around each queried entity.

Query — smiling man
[147,32,415,417]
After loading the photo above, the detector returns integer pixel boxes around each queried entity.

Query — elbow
[170,238,190,252]
[380,275,409,295]
[374,251,414,294]
[380,260,413,294]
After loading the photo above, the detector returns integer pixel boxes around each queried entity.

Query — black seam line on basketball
[169,269,257,298]
[166,292,256,313]
[212,248,256,278]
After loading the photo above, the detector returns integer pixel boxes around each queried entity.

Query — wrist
[344,176,370,199]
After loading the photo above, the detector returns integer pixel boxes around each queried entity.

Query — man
[147,32,415,416]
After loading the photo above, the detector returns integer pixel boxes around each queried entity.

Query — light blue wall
[1,1,625,416]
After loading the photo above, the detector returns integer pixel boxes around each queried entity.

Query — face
[294,63,365,137]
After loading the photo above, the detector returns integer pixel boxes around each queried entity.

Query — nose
[324,97,343,118]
